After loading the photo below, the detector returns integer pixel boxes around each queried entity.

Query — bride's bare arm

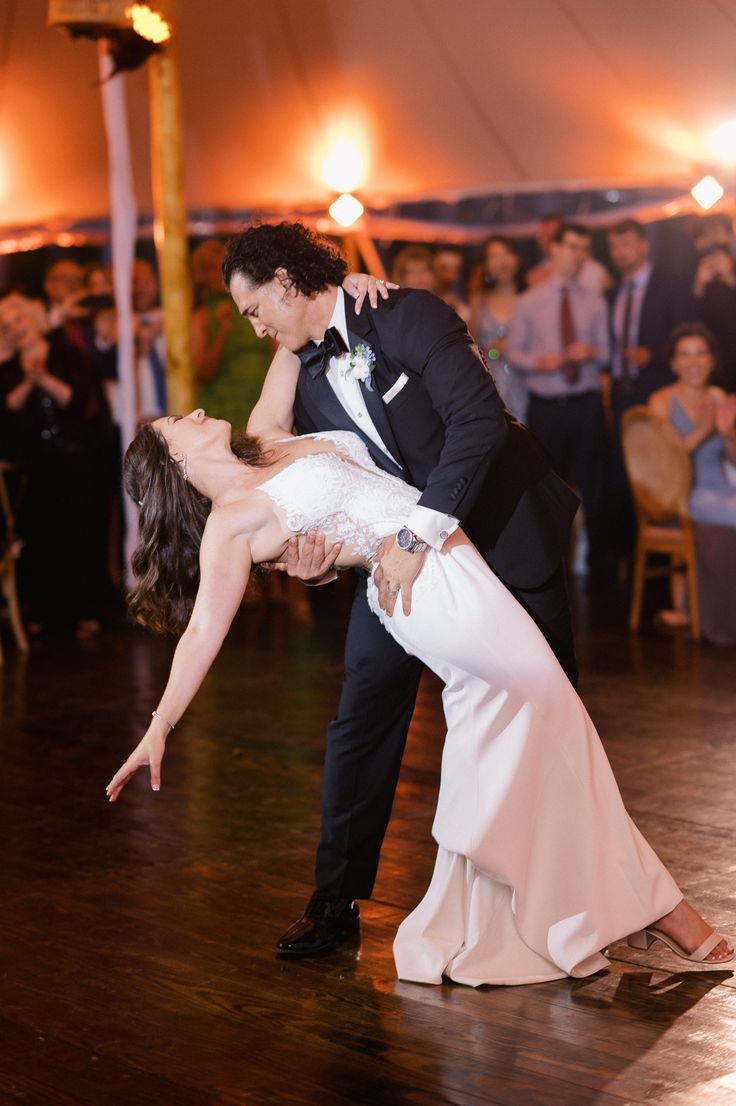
[106,515,254,802]
[247,345,300,437]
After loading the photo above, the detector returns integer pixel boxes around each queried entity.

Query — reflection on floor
[0,572,734,1106]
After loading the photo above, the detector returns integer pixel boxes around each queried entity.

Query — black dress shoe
[276,892,360,957]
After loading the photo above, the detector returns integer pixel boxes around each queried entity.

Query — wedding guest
[527,214,611,294]
[389,245,436,291]
[132,259,167,421]
[83,262,113,296]
[43,258,88,351]
[690,213,734,260]
[191,239,273,430]
[606,218,700,555]
[648,324,736,644]
[470,236,527,422]
[0,291,108,637]
[433,247,471,324]
[693,247,736,393]
[507,223,610,569]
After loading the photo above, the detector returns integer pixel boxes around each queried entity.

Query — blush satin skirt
[368,540,681,987]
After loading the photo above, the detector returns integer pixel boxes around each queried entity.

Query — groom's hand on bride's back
[261,530,342,585]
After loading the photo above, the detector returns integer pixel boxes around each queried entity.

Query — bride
[107,408,733,983]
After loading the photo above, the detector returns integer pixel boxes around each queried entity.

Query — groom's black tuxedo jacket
[293,289,578,589]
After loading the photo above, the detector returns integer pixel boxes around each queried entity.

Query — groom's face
[229,268,310,352]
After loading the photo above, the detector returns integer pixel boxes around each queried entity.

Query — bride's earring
[170,453,189,482]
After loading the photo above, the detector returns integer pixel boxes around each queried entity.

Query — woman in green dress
[191,239,273,431]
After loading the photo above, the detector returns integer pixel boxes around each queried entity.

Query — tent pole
[148,34,194,414]
[354,231,387,279]
[342,233,360,272]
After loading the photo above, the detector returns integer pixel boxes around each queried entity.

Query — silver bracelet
[151,709,175,732]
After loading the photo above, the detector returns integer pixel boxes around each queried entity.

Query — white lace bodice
[256,431,420,560]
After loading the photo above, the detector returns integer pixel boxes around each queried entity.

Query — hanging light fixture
[48,1,170,72]
[317,125,370,229]
[691,175,725,210]
[329,193,365,228]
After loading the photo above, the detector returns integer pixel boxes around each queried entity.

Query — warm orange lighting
[0,233,45,254]
[709,120,736,165]
[125,4,170,43]
[321,134,366,193]
[329,193,364,228]
[691,175,725,210]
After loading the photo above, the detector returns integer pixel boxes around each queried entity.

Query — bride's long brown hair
[123,423,271,635]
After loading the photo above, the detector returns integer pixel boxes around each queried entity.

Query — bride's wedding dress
[258,430,681,986]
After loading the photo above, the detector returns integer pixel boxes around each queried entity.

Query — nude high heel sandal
[628,927,734,964]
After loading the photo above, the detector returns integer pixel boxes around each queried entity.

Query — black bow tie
[296,326,348,378]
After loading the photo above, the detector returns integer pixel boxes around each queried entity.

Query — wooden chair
[0,461,29,664]
[621,406,700,639]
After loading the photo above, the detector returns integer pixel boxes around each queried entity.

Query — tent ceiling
[1,0,736,232]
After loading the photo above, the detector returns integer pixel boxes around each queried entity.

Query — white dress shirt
[322,289,457,550]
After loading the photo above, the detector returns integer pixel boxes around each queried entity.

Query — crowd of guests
[0,243,272,639]
[1,213,735,644]
[390,214,736,642]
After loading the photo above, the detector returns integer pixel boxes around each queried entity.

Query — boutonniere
[341,342,376,391]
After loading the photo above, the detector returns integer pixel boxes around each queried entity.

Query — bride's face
[153,409,231,462]
[228,268,311,351]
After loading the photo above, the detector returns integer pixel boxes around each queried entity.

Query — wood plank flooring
[0,575,734,1106]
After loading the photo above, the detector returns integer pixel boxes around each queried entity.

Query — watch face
[396,527,412,549]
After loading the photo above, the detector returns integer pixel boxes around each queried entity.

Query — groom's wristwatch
[396,527,428,554]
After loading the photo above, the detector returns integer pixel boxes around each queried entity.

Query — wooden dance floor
[1,577,735,1106]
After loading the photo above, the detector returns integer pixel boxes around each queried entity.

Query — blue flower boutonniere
[342,342,376,391]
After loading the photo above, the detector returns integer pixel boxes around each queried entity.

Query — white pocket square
[382,373,409,404]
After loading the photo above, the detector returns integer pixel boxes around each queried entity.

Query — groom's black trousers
[315,560,576,900]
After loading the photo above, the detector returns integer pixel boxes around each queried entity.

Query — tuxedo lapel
[299,369,357,433]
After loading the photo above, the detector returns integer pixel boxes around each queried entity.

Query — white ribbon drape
[98,42,138,586]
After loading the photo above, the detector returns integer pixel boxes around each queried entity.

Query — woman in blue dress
[649,323,736,643]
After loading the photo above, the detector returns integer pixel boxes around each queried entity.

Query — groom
[223,222,580,957]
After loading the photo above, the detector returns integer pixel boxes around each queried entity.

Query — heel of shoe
[627,929,655,951]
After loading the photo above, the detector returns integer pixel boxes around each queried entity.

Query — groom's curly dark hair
[222,221,348,296]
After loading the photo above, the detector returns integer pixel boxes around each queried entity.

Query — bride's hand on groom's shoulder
[374,536,425,617]
[343,273,398,315]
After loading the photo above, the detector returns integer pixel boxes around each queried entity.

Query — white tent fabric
[1,0,736,231]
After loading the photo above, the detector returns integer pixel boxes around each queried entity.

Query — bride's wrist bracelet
[151,709,176,733]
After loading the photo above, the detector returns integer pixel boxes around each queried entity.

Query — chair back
[0,461,16,555]
[621,406,692,523]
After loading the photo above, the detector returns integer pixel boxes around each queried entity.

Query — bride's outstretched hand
[106,725,167,803]
[343,273,398,315]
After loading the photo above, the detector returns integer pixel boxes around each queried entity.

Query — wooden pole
[148,32,194,414]
[342,233,360,272]
[354,230,387,279]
